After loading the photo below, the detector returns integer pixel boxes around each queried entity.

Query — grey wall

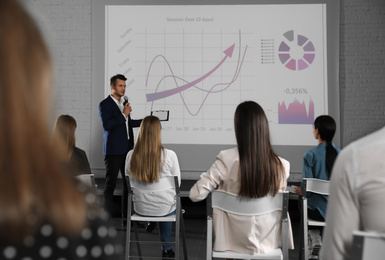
[22,0,385,178]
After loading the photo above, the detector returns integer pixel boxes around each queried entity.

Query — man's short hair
[110,74,127,86]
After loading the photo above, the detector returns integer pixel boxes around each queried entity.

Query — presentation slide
[105,4,327,146]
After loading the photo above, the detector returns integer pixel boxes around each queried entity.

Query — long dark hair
[314,115,338,176]
[53,115,77,161]
[235,101,284,198]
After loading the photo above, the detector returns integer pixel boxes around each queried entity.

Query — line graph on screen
[145,42,248,116]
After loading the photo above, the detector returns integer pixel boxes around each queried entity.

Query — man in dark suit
[99,74,142,221]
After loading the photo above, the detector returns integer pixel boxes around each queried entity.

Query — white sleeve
[189,152,228,202]
[125,150,133,177]
[169,150,181,186]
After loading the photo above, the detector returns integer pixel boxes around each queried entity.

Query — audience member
[189,101,293,255]
[320,126,385,260]
[295,115,340,258]
[125,116,181,258]
[0,1,122,258]
[53,114,91,177]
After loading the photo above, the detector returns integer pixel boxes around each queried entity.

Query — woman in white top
[189,101,294,255]
[125,115,181,258]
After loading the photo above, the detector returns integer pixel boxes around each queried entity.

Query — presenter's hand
[123,103,132,117]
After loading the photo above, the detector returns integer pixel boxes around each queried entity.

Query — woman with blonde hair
[189,101,294,255]
[53,114,91,176]
[0,0,122,258]
[125,115,181,258]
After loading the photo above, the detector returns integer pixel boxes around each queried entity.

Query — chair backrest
[128,175,179,194]
[211,190,287,216]
[351,231,385,260]
[75,173,95,189]
[302,178,330,195]
[206,190,289,260]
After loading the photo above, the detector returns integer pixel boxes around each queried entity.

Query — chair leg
[175,212,180,260]
[299,202,304,260]
[180,213,188,260]
[126,209,132,260]
[303,201,309,260]
[206,218,213,260]
[134,222,143,259]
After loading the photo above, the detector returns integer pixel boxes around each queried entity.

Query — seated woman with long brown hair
[125,115,181,258]
[53,114,91,176]
[189,101,294,255]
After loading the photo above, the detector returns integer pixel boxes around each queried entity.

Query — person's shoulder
[99,96,112,106]
[278,156,290,167]
[332,143,341,153]
[74,146,86,155]
[164,148,177,158]
[217,147,238,160]
[303,145,318,158]
[339,126,385,160]
[127,149,134,158]
[354,126,385,149]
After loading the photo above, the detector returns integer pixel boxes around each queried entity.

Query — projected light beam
[146,44,235,102]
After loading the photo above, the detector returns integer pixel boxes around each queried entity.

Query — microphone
[123,96,129,106]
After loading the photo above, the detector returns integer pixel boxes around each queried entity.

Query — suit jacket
[99,96,142,155]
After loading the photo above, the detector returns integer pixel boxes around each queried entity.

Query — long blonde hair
[234,101,284,198]
[53,115,77,161]
[130,116,164,183]
[0,0,87,242]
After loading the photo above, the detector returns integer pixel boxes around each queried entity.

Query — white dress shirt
[320,126,385,260]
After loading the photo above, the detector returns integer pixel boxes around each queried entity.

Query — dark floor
[106,197,302,260]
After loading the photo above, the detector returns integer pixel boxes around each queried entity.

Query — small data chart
[278,30,316,71]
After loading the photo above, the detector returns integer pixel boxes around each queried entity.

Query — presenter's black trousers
[104,154,128,219]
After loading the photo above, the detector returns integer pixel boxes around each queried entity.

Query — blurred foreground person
[320,125,385,260]
[0,1,122,259]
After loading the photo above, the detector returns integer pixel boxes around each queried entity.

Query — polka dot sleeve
[1,213,123,260]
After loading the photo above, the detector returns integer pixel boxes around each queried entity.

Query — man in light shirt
[320,126,385,260]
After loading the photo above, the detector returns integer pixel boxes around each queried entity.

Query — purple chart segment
[278,41,290,52]
[304,41,315,52]
[279,53,290,63]
[286,59,296,70]
[304,54,315,64]
[298,59,308,70]
[278,30,316,71]
[298,35,308,46]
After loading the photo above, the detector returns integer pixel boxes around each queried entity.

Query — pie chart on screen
[278,30,315,71]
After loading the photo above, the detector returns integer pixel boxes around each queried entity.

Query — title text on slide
[167,17,214,22]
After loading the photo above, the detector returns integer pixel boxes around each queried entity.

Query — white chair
[206,190,289,260]
[125,176,188,260]
[351,231,385,260]
[299,178,330,260]
[75,173,96,190]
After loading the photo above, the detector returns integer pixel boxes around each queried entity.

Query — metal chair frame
[125,176,188,260]
[206,190,289,260]
[299,178,330,260]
